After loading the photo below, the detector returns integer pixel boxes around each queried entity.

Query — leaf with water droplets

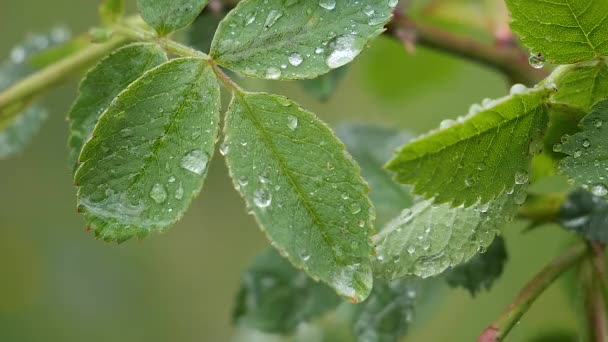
[74,58,220,242]
[67,43,168,171]
[373,183,525,280]
[99,0,124,24]
[559,189,608,242]
[552,60,608,112]
[223,91,375,302]
[444,236,507,296]
[337,123,414,227]
[210,0,393,79]
[137,0,209,35]
[386,85,554,207]
[505,0,608,64]
[559,99,608,191]
[233,248,341,334]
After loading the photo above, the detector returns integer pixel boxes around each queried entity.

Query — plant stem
[478,243,589,342]
[0,36,127,117]
[387,14,549,85]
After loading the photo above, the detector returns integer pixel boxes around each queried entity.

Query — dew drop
[510,83,527,95]
[175,184,184,200]
[528,52,545,69]
[592,184,608,197]
[149,183,167,204]
[245,12,256,25]
[553,143,563,152]
[325,34,366,69]
[168,176,176,183]
[407,246,416,255]
[364,5,375,16]
[287,115,298,130]
[219,142,229,156]
[583,139,591,148]
[464,176,475,187]
[264,10,283,28]
[180,150,209,175]
[266,67,281,79]
[514,170,529,185]
[440,119,455,129]
[594,118,603,128]
[349,202,361,214]
[388,0,399,8]
[573,150,582,158]
[254,188,272,208]
[238,176,249,187]
[476,163,486,171]
[319,0,336,10]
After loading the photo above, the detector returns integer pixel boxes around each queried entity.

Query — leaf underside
[75,58,221,242]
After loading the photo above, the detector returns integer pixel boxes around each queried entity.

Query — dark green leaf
[99,0,125,24]
[68,43,168,171]
[506,0,608,64]
[300,67,348,102]
[544,103,586,159]
[444,235,508,296]
[386,85,554,207]
[337,123,414,227]
[210,0,395,80]
[75,58,221,242]
[223,91,375,302]
[137,0,209,35]
[560,189,608,242]
[234,248,341,334]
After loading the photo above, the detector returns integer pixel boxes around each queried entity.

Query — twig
[478,243,588,342]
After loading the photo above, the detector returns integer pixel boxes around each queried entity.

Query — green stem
[478,243,589,342]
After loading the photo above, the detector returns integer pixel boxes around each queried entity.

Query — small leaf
[386,85,554,207]
[99,0,125,24]
[373,183,525,279]
[444,236,508,296]
[544,103,586,159]
[68,43,168,171]
[560,189,608,243]
[233,248,341,334]
[505,0,608,64]
[223,91,375,302]
[210,0,394,80]
[559,99,608,192]
[137,0,209,35]
[300,67,348,102]
[337,123,414,227]
[75,58,220,242]
[552,60,608,112]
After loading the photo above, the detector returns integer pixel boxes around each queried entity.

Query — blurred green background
[0,1,579,341]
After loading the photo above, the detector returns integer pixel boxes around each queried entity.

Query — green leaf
[544,103,587,159]
[223,91,375,302]
[386,85,554,207]
[337,124,414,227]
[0,107,47,159]
[444,235,507,296]
[300,67,348,102]
[373,183,526,279]
[137,0,209,35]
[505,0,608,64]
[552,60,608,111]
[68,43,168,172]
[74,58,220,242]
[560,189,608,242]
[233,248,341,334]
[210,0,395,80]
[99,0,125,24]
[558,99,608,192]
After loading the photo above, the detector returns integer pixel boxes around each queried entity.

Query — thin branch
[478,243,589,342]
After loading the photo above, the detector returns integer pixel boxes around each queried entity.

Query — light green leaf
[373,183,526,279]
[75,58,220,242]
[233,248,341,334]
[99,0,125,24]
[552,60,608,111]
[386,85,554,207]
[223,91,375,302]
[558,99,608,193]
[210,0,395,80]
[337,124,414,227]
[137,0,209,35]
[68,43,167,171]
[0,107,47,159]
[505,0,608,64]
[444,235,508,296]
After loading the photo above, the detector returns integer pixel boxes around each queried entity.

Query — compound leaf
[558,99,608,192]
[373,184,525,280]
[223,91,375,302]
[137,0,209,35]
[506,0,608,64]
[68,43,167,171]
[75,58,220,242]
[210,0,395,80]
[386,86,554,207]
[552,60,608,112]
[444,236,508,296]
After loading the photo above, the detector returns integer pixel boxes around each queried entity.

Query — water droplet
[510,83,527,95]
[592,184,608,197]
[245,12,256,25]
[574,150,582,158]
[264,10,283,28]
[440,119,455,129]
[528,52,545,69]
[287,115,298,130]
[149,183,167,204]
[349,202,361,214]
[465,176,475,187]
[319,0,336,10]
[477,163,486,171]
[254,188,272,208]
[168,176,176,183]
[583,139,591,148]
[325,34,365,69]
[407,246,416,255]
[377,254,385,262]
[341,193,349,200]
[388,0,399,8]
[238,177,249,187]
[266,67,281,79]
[514,170,529,185]
[553,143,563,152]
[301,253,311,262]
[175,185,184,200]
[593,118,603,128]
[364,5,375,16]
[219,142,229,156]
[258,174,270,184]
[180,150,209,175]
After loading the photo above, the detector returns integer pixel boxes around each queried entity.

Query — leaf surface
[386,86,554,207]
[68,43,167,171]
[223,91,375,302]
[506,0,608,64]
[552,60,608,111]
[75,58,220,242]
[210,0,395,80]
[137,0,209,35]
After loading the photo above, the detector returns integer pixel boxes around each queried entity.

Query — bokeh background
[0,0,579,341]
